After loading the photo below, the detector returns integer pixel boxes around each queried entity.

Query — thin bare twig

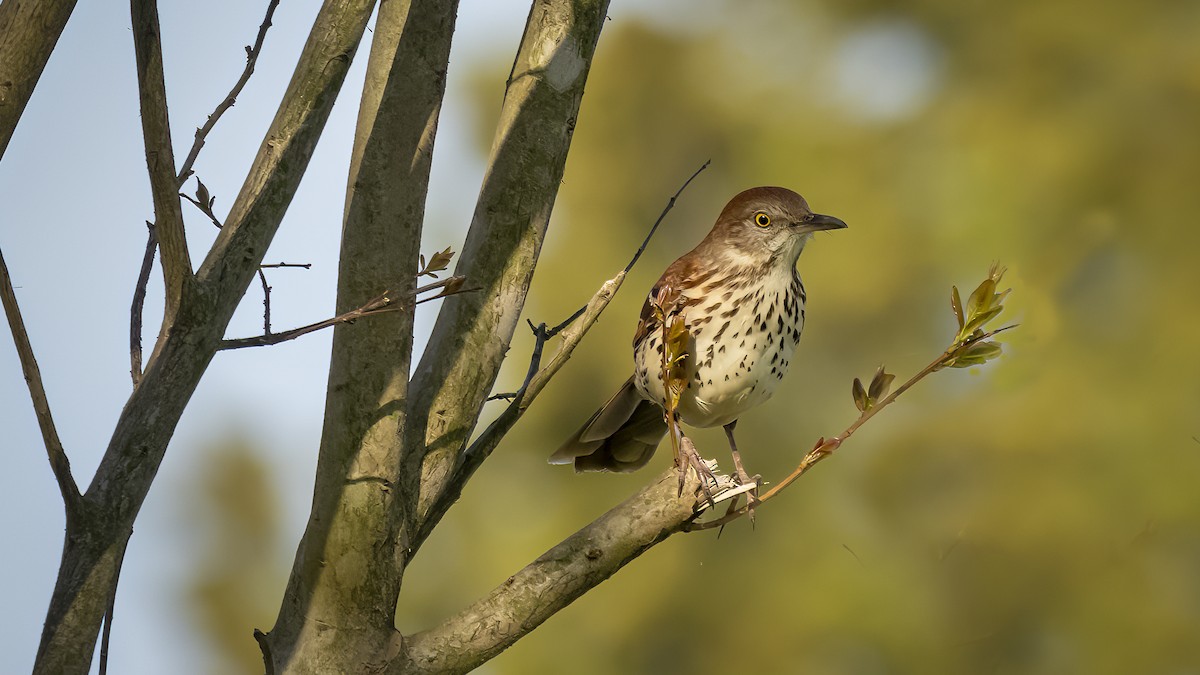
[549,160,710,331]
[130,222,157,386]
[256,268,272,335]
[177,0,281,184]
[0,246,81,514]
[97,538,129,675]
[218,291,397,350]
[180,191,224,229]
[519,160,710,407]
[254,262,311,334]
[217,276,469,350]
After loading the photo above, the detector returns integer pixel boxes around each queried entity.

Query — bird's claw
[676,436,721,505]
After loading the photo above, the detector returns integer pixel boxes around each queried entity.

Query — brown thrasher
[551,187,846,489]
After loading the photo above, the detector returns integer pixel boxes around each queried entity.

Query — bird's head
[707,186,847,265]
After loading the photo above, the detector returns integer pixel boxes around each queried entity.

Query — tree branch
[130,0,192,317]
[0,246,81,515]
[404,467,706,674]
[407,0,613,546]
[0,0,79,161]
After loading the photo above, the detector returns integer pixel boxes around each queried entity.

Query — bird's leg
[678,435,719,506]
[723,421,761,519]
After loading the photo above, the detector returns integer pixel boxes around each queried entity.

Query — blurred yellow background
[189,1,1200,672]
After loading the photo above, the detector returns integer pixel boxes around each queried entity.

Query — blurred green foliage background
[189,1,1200,672]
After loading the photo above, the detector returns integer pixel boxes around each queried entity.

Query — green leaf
[966,277,996,319]
[962,305,1004,337]
[951,285,964,330]
[949,341,1003,368]
[852,377,868,412]
[868,366,895,402]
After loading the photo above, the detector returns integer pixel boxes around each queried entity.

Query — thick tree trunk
[259,0,459,669]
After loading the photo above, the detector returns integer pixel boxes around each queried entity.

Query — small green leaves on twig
[852,366,895,412]
[419,247,455,278]
[688,262,1018,531]
[945,262,1014,369]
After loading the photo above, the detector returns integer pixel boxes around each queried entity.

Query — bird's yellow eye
[754,212,771,227]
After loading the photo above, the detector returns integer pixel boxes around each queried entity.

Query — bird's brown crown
[716,186,813,225]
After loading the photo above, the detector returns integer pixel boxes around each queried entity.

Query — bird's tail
[549,377,667,472]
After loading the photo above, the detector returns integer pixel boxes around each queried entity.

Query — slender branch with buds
[687,264,1016,530]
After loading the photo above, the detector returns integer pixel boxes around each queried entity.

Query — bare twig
[129,222,157,386]
[176,0,281,183]
[546,160,709,332]
[218,291,397,350]
[180,189,224,229]
[253,262,311,334]
[624,160,710,277]
[256,268,272,334]
[520,160,710,408]
[217,276,469,350]
[0,246,81,514]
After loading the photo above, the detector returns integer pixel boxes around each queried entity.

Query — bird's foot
[676,436,720,505]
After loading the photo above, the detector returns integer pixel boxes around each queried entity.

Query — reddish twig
[686,324,1016,531]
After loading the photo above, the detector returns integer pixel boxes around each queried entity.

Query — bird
[550,186,846,492]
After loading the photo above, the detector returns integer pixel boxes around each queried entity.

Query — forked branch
[129,0,281,384]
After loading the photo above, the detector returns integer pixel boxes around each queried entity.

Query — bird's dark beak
[795,213,848,234]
